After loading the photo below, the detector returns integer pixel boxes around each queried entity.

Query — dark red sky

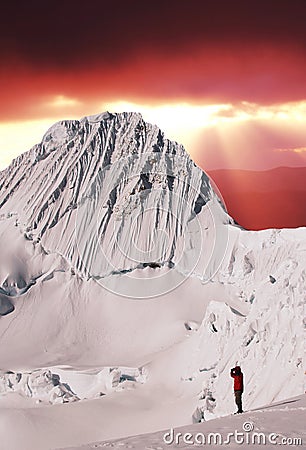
[1,0,306,115]
[1,0,306,228]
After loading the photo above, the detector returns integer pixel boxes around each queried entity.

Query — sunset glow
[1,0,305,228]
[1,100,306,171]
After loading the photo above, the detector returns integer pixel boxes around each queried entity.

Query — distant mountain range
[208,167,306,230]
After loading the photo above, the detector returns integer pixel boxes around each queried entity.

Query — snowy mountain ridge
[0,112,305,450]
[0,112,231,293]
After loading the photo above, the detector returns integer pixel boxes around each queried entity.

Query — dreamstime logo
[163,422,303,446]
[243,421,255,432]
[75,152,229,299]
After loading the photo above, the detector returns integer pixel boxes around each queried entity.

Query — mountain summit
[0,112,232,297]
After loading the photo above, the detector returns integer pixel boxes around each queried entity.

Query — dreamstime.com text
[163,422,303,446]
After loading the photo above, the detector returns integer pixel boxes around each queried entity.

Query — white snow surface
[0,112,305,449]
[62,394,306,449]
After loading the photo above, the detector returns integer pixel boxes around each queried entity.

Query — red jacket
[231,367,244,392]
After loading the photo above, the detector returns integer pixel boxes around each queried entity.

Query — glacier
[0,112,304,449]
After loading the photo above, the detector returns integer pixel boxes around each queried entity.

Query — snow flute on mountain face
[230,366,244,413]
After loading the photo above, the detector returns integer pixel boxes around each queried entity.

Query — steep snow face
[0,112,230,298]
[151,227,305,418]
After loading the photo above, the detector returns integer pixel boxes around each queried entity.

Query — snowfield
[62,394,306,449]
[0,112,304,449]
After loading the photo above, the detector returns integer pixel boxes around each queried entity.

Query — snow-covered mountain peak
[0,112,231,299]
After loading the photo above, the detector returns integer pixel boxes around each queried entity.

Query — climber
[230,365,244,413]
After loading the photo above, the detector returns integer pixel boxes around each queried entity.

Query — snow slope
[0,112,304,449]
[63,394,306,449]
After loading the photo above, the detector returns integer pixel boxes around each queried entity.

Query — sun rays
[0,99,306,171]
